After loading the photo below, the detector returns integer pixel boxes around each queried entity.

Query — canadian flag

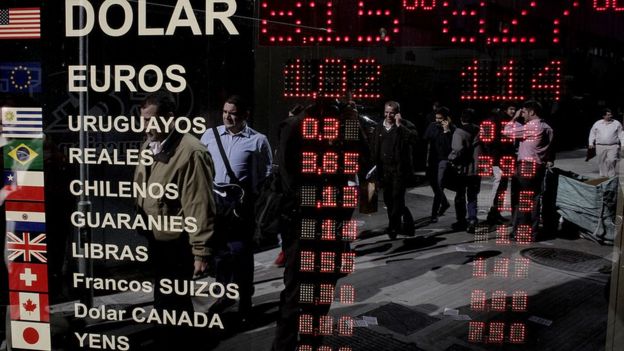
[10,292,49,322]
[10,320,51,350]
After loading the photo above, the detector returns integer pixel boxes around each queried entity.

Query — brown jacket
[134,132,216,257]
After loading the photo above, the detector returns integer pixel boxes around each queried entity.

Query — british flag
[6,232,46,263]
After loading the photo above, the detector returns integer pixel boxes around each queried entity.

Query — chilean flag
[4,170,44,201]
[10,291,49,322]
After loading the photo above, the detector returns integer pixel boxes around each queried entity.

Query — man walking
[201,95,272,320]
[134,91,216,347]
[424,107,454,223]
[503,100,554,240]
[588,108,622,177]
[370,101,418,238]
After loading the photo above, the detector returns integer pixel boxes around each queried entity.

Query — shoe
[273,251,286,267]
[438,203,450,217]
[430,216,438,223]
[209,297,236,313]
[467,220,477,234]
[387,228,398,240]
[451,221,468,231]
[486,209,506,224]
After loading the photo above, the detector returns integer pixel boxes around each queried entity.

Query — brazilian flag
[4,139,43,170]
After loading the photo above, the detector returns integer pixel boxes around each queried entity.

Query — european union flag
[0,62,41,93]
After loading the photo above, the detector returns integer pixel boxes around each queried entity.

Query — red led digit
[594,0,624,10]
[357,0,399,43]
[468,321,486,343]
[470,289,487,311]
[338,347,353,351]
[493,258,510,278]
[514,258,530,278]
[284,60,316,98]
[477,155,494,176]
[260,0,333,45]
[299,314,314,334]
[473,258,487,278]
[320,186,337,207]
[319,315,333,335]
[302,117,319,139]
[512,291,528,312]
[531,60,562,101]
[300,251,316,272]
[299,345,313,351]
[460,60,486,101]
[344,152,360,174]
[299,283,314,303]
[491,60,524,101]
[339,284,356,304]
[488,322,506,344]
[319,283,335,304]
[338,316,355,336]
[441,1,486,44]
[323,117,340,140]
[479,120,496,143]
[342,219,358,241]
[301,152,317,173]
[351,58,382,99]
[491,290,507,311]
[509,322,527,344]
[344,119,360,140]
[321,219,336,240]
[318,346,332,351]
[496,225,511,245]
[342,186,359,208]
[322,152,339,174]
[320,251,336,272]
[500,156,516,177]
[516,224,534,244]
[340,252,356,274]
[319,58,348,98]
[403,0,437,11]
[520,159,537,177]
[500,121,514,143]
[497,191,512,213]
[519,191,534,212]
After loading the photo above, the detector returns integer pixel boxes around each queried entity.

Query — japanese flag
[10,292,49,322]
[10,320,51,350]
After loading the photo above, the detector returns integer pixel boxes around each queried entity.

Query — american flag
[0,8,40,39]
[6,232,47,263]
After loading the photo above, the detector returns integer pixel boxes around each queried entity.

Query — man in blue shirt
[201,95,272,321]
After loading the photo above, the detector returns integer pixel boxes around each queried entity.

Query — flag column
[1,5,50,350]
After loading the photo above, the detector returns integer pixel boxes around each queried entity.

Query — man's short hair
[461,108,476,123]
[500,102,516,111]
[225,95,250,115]
[602,108,613,116]
[142,90,176,116]
[435,106,450,118]
[385,101,400,112]
[523,100,543,117]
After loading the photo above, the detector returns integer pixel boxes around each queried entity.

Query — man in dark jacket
[370,101,418,239]
[424,107,454,222]
[448,108,482,233]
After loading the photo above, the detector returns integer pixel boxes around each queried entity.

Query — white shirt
[588,119,623,146]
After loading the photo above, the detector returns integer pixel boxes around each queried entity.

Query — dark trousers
[149,236,194,349]
[512,164,546,238]
[214,240,254,312]
[429,162,450,216]
[455,175,481,222]
[382,173,413,233]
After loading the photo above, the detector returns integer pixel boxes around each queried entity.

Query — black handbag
[211,127,246,220]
